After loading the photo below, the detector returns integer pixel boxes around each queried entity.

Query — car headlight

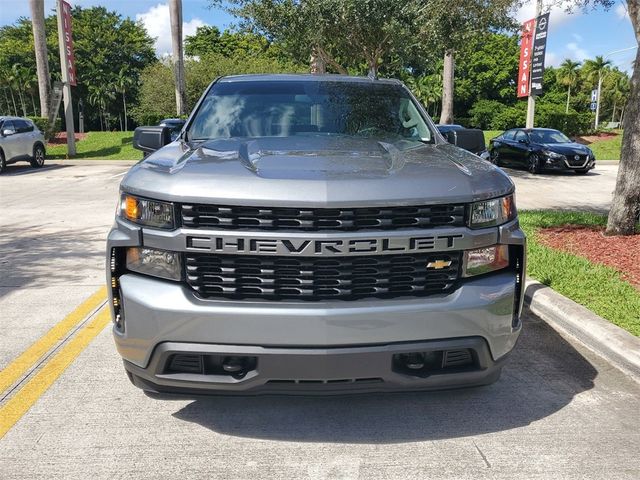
[120,193,175,229]
[463,245,509,277]
[126,247,182,281]
[469,194,516,228]
[543,150,563,159]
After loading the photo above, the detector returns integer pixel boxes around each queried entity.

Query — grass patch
[47,132,142,160]
[586,134,622,160]
[519,210,640,336]
[484,130,503,147]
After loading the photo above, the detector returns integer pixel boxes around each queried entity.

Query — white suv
[0,116,46,174]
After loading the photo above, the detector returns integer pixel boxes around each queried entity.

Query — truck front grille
[181,203,466,231]
[185,252,461,301]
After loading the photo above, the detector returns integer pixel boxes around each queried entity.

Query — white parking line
[108,171,128,179]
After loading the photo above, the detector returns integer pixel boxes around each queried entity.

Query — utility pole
[56,0,76,156]
[525,0,543,129]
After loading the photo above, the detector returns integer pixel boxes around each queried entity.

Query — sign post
[56,0,76,157]
[525,0,544,129]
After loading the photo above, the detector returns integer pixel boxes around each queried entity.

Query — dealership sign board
[517,18,535,98]
[530,13,550,95]
[60,0,77,86]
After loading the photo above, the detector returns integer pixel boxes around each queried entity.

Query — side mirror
[133,126,171,154]
[518,138,528,144]
[2,128,16,136]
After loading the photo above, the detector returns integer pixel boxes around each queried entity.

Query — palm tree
[611,75,630,123]
[169,0,187,115]
[9,64,28,117]
[29,0,50,118]
[583,55,612,128]
[557,59,581,113]
[114,67,134,131]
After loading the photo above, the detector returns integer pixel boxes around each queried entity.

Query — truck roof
[217,73,402,85]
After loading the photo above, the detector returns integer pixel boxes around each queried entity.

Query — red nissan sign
[517,18,535,98]
[61,0,77,86]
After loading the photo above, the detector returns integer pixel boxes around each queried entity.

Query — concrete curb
[53,159,138,166]
[525,279,640,381]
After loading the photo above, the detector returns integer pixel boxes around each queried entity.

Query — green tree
[0,6,155,131]
[583,55,612,128]
[557,59,582,113]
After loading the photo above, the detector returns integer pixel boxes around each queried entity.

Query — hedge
[27,116,61,140]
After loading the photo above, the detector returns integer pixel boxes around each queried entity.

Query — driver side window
[515,131,528,142]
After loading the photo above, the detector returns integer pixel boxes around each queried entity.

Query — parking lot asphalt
[1,161,638,479]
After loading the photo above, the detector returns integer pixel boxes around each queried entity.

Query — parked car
[158,118,185,141]
[489,128,595,174]
[109,74,525,395]
[0,116,46,174]
[438,125,490,160]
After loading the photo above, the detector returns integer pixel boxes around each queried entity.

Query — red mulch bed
[576,132,618,145]
[537,225,640,290]
[47,132,88,145]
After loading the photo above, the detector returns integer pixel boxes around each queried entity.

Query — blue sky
[0,0,636,72]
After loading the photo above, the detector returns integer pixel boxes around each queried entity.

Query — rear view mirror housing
[133,126,171,154]
[518,138,528,144]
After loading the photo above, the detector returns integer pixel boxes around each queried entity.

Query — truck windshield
[188,80,433,143]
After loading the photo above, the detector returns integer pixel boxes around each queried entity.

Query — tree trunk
[29,0,50,118]
[169,0,187,116]
[9,87,17,115]
[18,89,27,117]
[565,85,571,114]
[606,45,640,236]
[595,73,603,129]
[611,99,616,123]
[439,50,454,124]
[122,90,128,131]
[310,48,326,74]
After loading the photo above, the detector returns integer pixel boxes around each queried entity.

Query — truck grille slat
[181,204,466,231]
[186,253,461,301]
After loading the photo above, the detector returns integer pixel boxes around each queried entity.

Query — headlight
[126,247,182,281]
[469,194,516,228]
[463,245,509,277]
[543,150,563,159]
[120,193,175,229]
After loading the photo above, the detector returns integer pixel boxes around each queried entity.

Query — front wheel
[490,150,501,166]
[0,151,6,174]
[30,144,45,168]
[527,153,542,174]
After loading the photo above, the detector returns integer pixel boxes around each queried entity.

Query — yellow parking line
[0,286,107,395]
[0,307,111,439]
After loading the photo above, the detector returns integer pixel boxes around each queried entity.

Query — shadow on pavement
[0,163,69,176]
[502,167,601,179]
[170,311,597,443]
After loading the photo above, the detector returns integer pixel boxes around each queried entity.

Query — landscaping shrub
[468,100,506,129]
[489,103,526,130]
[27,116,61,140]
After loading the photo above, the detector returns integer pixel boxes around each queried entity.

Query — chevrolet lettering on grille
[185,234,465,256]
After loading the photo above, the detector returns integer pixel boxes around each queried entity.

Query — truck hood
[121,136,514,206]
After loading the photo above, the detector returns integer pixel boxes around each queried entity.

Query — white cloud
[136,3,206,56]
[545,51,560,67]
[615,3,629,20]
[566,42,590,62]
[515,1,580,31]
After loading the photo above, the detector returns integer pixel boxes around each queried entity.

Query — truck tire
[0,151,5,174]
[30,143,46,168]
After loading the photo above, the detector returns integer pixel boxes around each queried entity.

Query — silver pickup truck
[107,74,526,395]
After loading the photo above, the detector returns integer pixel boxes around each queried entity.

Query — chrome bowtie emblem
[426,260,452,270]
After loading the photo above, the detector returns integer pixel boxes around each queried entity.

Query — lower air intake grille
[185,252,462,301]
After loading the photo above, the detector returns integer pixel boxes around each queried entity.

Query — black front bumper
[124,336,507,396]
